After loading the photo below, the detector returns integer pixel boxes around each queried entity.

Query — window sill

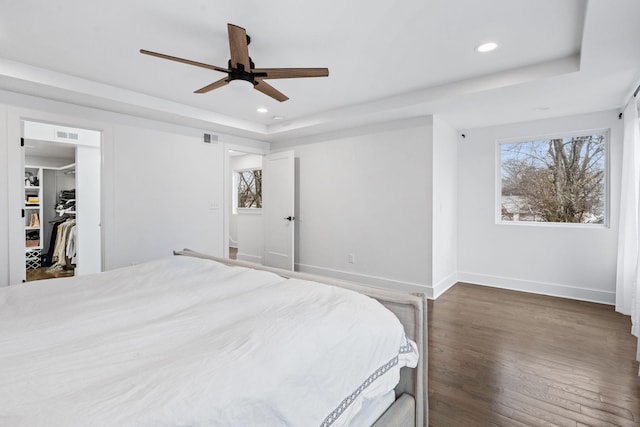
[237,208,262,215]
[496,220,609,229]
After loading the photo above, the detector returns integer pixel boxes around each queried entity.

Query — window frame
[495,128,611,228]
[234,167,262,212]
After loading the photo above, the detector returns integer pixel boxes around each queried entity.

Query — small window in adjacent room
[236,169,262,209]
[499,130,608,225]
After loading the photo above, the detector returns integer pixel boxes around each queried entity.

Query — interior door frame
[222,142,269,260]
[7,107,108,285]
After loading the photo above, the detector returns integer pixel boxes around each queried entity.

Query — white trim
[236,208,262,215]
[495,220,609,229]
[495,127,611,145]
[458,271,615,305]
[234,166,262,173]
[432,272,458,299]
[295,263,432,296]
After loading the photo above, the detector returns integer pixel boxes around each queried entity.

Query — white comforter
[0,256,418,427]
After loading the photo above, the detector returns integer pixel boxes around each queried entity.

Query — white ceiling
[0,0,638,141]
[24,139,75,162]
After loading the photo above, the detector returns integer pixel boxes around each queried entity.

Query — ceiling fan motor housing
[228,58,258,84]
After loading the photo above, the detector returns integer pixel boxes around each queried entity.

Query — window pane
[237,169,262,208]
[500,133,606,224]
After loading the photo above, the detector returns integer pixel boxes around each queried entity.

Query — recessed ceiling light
[475,42,498,53]
[534,106,551,112]
[272,115,284,121]
[257,107,268,113]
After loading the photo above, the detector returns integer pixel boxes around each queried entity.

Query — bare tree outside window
[237,169,262,208]
[500,132,607,224]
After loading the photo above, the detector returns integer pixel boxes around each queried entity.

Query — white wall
[457,110,622,304]
[1,91,625,305]
[0,105,8,286]
[273,118,433,293]
[0,91,265,286]
[432,116,458,297]
[105,124,224,269]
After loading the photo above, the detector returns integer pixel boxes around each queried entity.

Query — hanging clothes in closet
[45,216,76,271]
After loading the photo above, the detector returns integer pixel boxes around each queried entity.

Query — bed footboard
[372,393,415,427]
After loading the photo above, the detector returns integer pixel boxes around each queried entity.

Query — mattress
[0,256,418,426]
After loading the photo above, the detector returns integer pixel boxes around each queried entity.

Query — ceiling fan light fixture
[228,78,254,91]
[475,42,499,53]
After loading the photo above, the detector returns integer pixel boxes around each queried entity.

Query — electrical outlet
[347,253,355,264]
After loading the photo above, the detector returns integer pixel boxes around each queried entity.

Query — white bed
[0,250,427,426]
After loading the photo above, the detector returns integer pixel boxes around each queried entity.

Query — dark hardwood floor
[428,283,640,427]
[26,266,74,282]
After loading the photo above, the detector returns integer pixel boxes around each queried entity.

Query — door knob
[284,216,295,221]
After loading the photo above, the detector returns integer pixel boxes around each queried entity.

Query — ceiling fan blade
[140,49,228,73]
[194,77,229,94]
[254,79,289,102]
[228,23,251,71]
[253,68,330,79]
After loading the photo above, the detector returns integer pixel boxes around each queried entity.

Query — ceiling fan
[140,23,329,102]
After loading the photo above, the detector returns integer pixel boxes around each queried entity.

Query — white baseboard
[432,272,458,299]
[237,253,262,264]
[457,272,615,305]
[295,263,432,296]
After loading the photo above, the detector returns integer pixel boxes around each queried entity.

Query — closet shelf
[24,166,43,270]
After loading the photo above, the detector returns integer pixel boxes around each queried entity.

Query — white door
[75,145,102,275]
[263,150,295,270]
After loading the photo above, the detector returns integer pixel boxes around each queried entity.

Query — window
[236,169,262,209]
[499,131,608,225]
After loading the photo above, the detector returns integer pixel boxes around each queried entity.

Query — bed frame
[174,249,428,427]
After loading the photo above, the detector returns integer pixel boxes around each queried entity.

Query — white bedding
[0,256,418,426]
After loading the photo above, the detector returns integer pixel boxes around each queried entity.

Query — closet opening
[24,141,76,281]
[21,120,101,282]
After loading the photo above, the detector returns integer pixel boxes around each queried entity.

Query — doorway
[24,139,76,281]
[13,120,102,283]
[224,146,296,271]
[228,150,264,263]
